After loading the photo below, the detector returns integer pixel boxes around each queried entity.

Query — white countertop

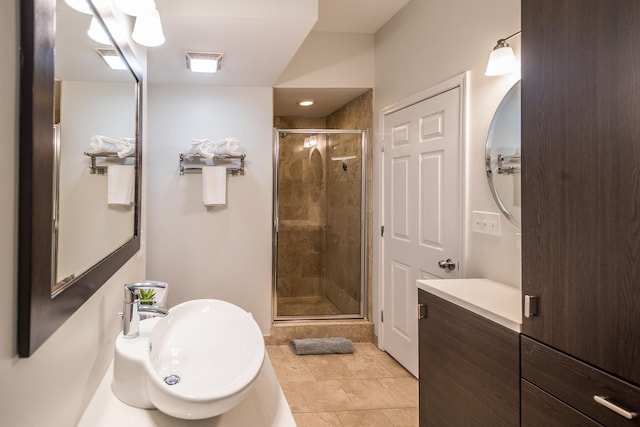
[78,352,295,427]
[417,278,522,332]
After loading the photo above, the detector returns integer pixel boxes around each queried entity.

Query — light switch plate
[471,211,502,236]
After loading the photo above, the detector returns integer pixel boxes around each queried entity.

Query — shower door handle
[274,217,279,233]
[437,258,457,271]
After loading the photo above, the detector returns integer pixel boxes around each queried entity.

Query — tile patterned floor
[267,343,419,427]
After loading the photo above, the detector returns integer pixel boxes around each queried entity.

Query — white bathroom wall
[275,31,375,88]
[146,85,273,334]
[373,0,522,320]
[0,1,148,424]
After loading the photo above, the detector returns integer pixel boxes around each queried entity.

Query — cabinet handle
[524,295,539,318]
[593,395,638,420]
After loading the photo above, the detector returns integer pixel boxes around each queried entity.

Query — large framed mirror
[486,80,521,229]
[18,0,143,357]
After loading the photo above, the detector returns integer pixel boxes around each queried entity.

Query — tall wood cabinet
[521,0,640,423]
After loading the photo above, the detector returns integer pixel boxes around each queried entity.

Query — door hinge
[418,304,427,319]
[524,295,539,318]
[381,225,385,237]
[381,143,385,153]
[381,310,384,322]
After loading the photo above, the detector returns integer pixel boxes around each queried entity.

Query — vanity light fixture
[132,9,166,47]
[298,100,314,107]
[96,48,128,70]
[185,52,224,73]
[88,16,113,45]
[485,31,521,76]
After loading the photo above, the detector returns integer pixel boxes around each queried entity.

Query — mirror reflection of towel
[107,165,135,206]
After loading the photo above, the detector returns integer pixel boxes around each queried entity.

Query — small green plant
[139,288,156,305]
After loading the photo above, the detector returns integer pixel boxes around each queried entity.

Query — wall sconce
[185,52,224,73]
[485,31,521,76]
[64,0,165,48]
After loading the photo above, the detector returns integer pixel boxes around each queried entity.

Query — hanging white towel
[202,166,227,206]
[107,165,135,206]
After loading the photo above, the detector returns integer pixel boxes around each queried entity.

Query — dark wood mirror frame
[18,0,143,357]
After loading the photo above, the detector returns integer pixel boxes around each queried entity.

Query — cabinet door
[418,290,519,427]
[521,380,603,427]
[521,0,640,384]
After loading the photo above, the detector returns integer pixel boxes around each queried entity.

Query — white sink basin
[112,299,265,420]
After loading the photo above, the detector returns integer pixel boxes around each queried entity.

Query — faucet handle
[125,281,167,291]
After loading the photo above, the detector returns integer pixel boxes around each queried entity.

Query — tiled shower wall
[325,90,373,314]
[274,90,373,315]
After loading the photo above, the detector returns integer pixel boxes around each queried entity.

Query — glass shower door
[273,129,366,320]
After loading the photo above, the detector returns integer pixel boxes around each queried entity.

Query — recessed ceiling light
[298,100,314,107]
[96,49,128,70]
[185,52,224,73]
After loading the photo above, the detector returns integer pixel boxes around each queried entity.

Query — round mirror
[486,80,521,229]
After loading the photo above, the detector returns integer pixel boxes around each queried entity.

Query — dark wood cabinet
[521,380,603,427]
[521,0,640,385]
[418,289,519,427]
[521,0,640,424]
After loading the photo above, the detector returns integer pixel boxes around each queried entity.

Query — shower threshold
[275,296,364,321]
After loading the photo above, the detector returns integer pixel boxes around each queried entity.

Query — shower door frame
[272,128,368,321]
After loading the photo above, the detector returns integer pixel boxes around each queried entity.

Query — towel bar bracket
[84,151,134,175]
[178,152,246,176]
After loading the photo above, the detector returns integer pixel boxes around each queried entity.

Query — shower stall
[273,129,367,320]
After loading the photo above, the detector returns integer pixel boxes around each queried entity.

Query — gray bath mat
[290,337,354,355]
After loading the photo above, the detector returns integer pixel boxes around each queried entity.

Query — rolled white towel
[87,135,118,154]
[214,137,241,156]
[190,139,215,159]
[116,138,135,158]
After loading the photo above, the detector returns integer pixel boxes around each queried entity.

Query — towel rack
[179,152,246,176]
[83,151,135,175]
[497,153,520,175]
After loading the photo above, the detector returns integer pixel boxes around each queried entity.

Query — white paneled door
[382,87,462,377]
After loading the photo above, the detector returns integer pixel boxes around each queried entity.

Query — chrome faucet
[122,281,168,338]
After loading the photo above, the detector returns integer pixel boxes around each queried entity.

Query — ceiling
[147,0,409,86]
[58,0,410,115]
[274,87,370,117]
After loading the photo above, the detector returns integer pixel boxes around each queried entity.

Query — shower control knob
[437,258,457,271]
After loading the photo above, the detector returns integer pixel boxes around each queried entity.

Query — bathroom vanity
[78,353,295,427]
[417,279,521,427]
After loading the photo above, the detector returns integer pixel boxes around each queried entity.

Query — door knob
[438,258,456,271]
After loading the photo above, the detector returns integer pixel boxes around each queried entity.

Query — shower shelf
[178,152,246,176]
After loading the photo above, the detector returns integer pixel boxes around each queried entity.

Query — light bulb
[485,43,517,76]
[87,16,112,45]
[132,10,165,47]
